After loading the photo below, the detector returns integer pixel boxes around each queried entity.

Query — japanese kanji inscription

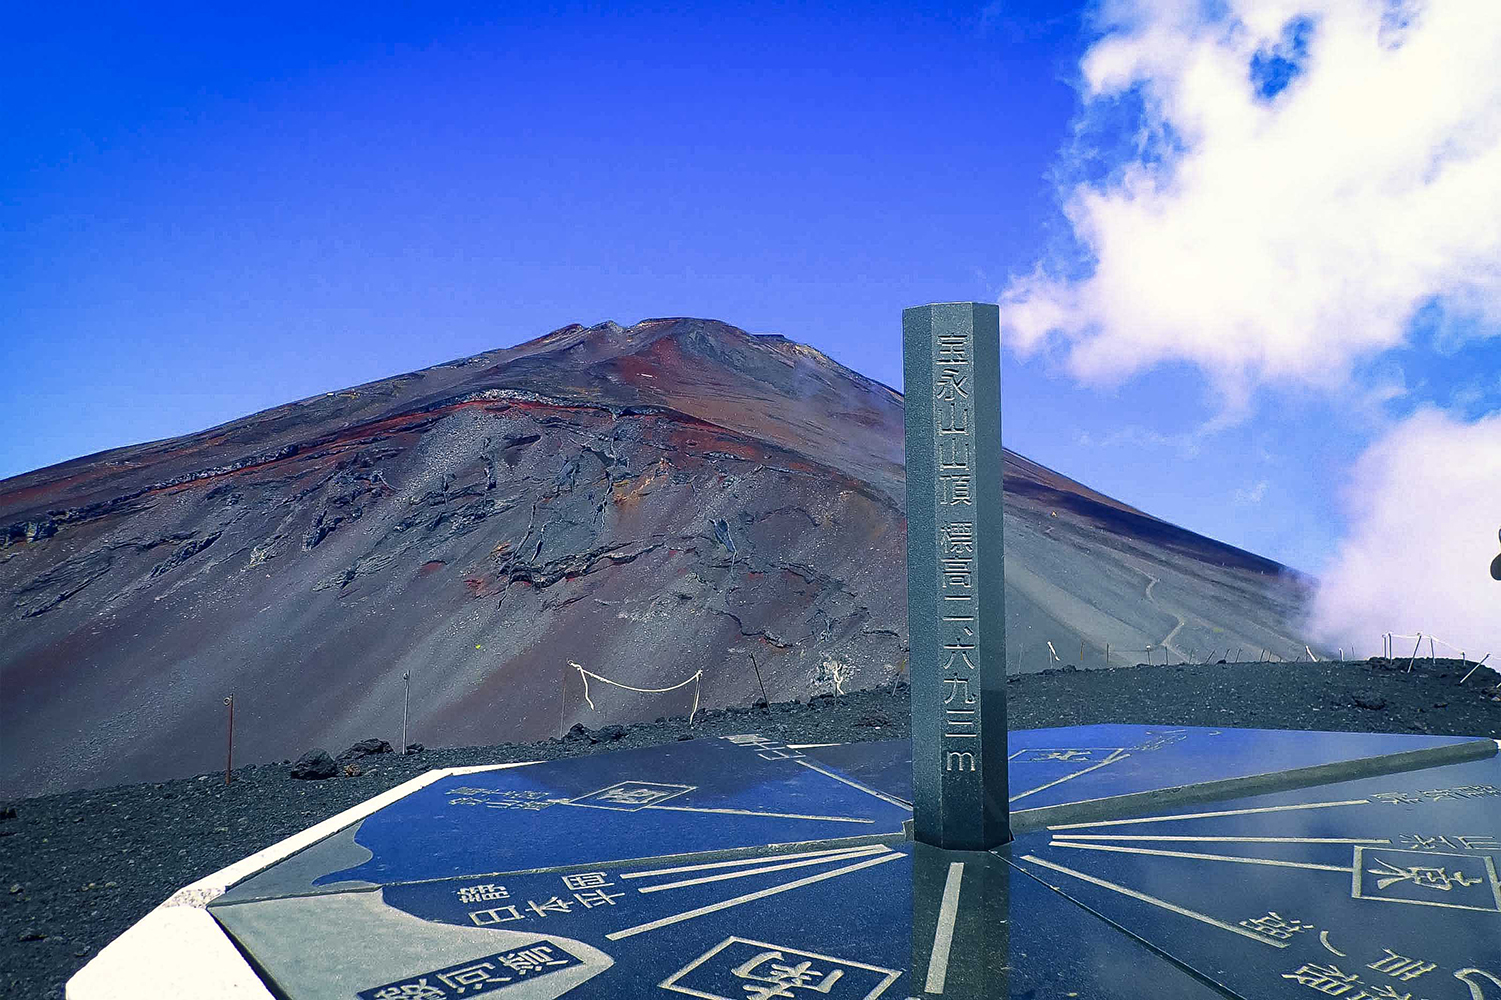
[903,302,1010,850]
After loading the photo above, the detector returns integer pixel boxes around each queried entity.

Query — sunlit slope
[0,318,1318,797]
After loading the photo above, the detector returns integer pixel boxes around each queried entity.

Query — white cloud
[1005,0,1501,657]
[1302,406,1501,659]
[1074,422,1213,457]
[1233,479,1269,505]
[1000,0,1501,406]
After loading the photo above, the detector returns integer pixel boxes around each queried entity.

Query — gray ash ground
[3,657,1499,998]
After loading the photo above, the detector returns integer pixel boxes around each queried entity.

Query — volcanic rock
[289,750,338,780]
[336,739,394,762]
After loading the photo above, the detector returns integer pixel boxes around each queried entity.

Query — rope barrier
[1388,632,1466,653]
[568,662,703,723]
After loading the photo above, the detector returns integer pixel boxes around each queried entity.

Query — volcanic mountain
[0,319,1319,798]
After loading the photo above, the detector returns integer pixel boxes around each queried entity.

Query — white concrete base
[66,761,538,1000]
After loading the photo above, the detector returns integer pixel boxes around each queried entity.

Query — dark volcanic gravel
[3,657,1498,998]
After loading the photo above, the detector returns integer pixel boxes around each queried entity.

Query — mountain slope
[0,318,1319,798]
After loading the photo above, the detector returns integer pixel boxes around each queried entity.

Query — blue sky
[4,1,1499,655]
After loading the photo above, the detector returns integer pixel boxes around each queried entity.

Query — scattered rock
[565,723,590,742]
[1352,693,1387,711]
[855,708,891,728]
[18,928,45,942]
[677,733,696,741]
[590,725,628,744]
[289,749,338,780]
[0,805,16,820]
[342,763,363,778]
[403,743,425,755]
[8,883,20,894]
[337,739,394,762]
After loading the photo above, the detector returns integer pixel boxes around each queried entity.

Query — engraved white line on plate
[1049,840,1356,873]
[1046,799,1371,830]
[605,851,904,940]
[620,844,881,879]
[641,804,875,824]
[925,862,965,995]
[784,742,843,749]
[637,845,893,893]
[1320,930,1346,956]
[1052,835,1391,844]
[1009,750,1131,803]
[1018,855,1289,948]
[792,758,914,809]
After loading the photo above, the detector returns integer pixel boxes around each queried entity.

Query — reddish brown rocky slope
[0,319,1319,798]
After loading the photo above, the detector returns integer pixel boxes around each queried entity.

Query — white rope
[1389,632,1465,652]
[569,662,703,722]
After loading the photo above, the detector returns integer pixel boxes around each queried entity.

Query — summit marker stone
[903,302,1011,850]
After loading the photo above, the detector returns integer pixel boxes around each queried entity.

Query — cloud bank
[1007,0,1501,658]
[1302,407,1501,660]
[1002,0,1501,411]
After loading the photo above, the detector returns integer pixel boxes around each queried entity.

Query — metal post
[749,652,770,707]
[402,672,410,754]
[1407,634,1423,672]
[224,695,234,786]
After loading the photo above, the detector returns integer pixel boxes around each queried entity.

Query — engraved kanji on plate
[570,888,625,909]
[1366,949,1436,982]
[1239,911,1311,940]
[660,937,900,1000]
[468,905,524,926]
[731,950,845,999]
[1282,963,1361,995]
[494,945,572,976]
[1367,858,1483,891]
[598,787,668,806]
[357,944,580,1000]
[455,884,508,904]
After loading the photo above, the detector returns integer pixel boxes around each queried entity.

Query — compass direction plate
[194,727,1498,999]
[1006,750,1501,999]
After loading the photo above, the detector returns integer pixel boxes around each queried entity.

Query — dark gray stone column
[903,302,1010,850]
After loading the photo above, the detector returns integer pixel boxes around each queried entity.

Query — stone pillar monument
[903,302,1011,850]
